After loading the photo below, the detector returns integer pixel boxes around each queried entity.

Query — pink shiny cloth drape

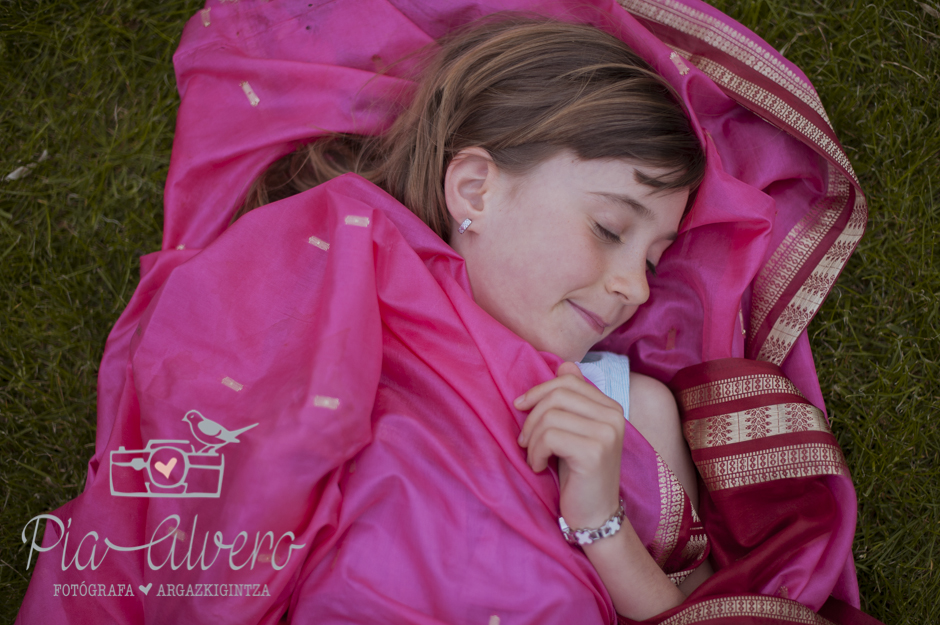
[17,1,869,623]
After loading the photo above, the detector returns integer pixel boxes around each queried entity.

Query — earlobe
[444,147,497,233]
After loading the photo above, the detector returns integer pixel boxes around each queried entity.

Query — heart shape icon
[154,458,177,479]
[139,582,153,595]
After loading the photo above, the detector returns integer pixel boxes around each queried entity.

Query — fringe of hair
[235,17,706,241]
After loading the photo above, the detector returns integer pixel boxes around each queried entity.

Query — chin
[522,328,589,363]
[561,345,590,362]
[546,343,590,363]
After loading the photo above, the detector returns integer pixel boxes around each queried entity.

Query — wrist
[559,494,622,530]
[559,499,625,546]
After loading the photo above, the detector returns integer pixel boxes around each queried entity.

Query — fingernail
[513,394,524,407]
[517,432,525,446]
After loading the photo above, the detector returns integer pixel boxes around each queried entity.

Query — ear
[444,147,498,236]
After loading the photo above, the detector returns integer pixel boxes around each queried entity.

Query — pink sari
[17,1,877,623]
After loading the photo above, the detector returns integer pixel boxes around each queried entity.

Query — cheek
[555,237,606,283]
[468,209,602,312]
[518,241,602,299]
[600,306,638,340]
[464,238,539,320]
[485,228,566,288]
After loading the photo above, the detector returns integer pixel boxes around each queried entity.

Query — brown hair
[236,18,705,240]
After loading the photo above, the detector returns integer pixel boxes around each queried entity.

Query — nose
[606,265,650,306]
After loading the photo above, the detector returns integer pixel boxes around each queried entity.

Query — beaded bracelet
[558,500,625,546]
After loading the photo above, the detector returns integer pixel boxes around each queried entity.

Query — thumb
[556,361,584,380]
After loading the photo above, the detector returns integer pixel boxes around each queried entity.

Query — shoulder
[628,372,679,420]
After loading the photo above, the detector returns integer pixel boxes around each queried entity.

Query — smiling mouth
[568,301,607,334]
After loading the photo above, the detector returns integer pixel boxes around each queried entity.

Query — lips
[568,301,607,334]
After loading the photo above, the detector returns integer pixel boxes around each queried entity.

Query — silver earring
[458,218,472,234]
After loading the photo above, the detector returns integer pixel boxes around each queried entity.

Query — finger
[518,390,622,449]
[557,361,584,380]
[526,423,602,473]
[524,408,622,469]
[515,365,618,412]
[527,424,620,472]
[518,385,623,446]
[514,362,585,410]
[528,406,621,445]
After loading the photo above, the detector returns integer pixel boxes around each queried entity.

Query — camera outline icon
[108,410,258,499]
[109,439,225,498]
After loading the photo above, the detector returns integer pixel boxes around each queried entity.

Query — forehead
[516,153,673,189]
[512,153,689,214]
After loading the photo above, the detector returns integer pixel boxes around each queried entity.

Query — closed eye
[592,222,621,243]
[593,221,658,274]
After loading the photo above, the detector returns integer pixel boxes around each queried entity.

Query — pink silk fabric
[17,0,860,623]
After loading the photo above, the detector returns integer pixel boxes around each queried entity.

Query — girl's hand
[514,361,624,530]
[515,362,688,620]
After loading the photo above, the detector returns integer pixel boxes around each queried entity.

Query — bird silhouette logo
[108,410,259,499]
[182,410,259,454]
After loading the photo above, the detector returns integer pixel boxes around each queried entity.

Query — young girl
[237,17,707,619]
[18,2,867,623]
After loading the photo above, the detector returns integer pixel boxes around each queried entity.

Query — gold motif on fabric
[221,376,244,391]
[313,395,340,409]
[617,0,831,128]
[659,595,835,625]
[669,51,691,75]
[344,215,370,227]
[684,402,829,450]
[307,235,330,251]
[698,443,848,491]
[649,455,685,566]
[239,81,260,107]
[667,568,694,587]
[679,532,708,562]
[678,374,805,412]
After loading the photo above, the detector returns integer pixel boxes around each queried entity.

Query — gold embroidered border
[678,68,866,362]
[675,52,857,182]
[678,374,805,412]
[698,443,848,491]
[617,0,830,125]
[748,164,849,339]
[684,402,830,450]
[661,48,866,363]
[756,188,868,363]
[659,596,834,625]
[616,1,867,366]
[661,52,867,364]
[650,455,685,566]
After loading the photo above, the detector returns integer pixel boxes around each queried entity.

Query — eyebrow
[590,192,679,241]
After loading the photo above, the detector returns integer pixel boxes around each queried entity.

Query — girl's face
[447,150,688,362]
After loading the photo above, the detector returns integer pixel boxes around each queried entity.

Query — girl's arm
[580,513,687,618]
[628,371,714,597]
[515,362,686,620]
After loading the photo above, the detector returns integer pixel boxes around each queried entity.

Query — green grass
[0,0,203,618]
[705,1,940,621]
[0,0,937,623]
